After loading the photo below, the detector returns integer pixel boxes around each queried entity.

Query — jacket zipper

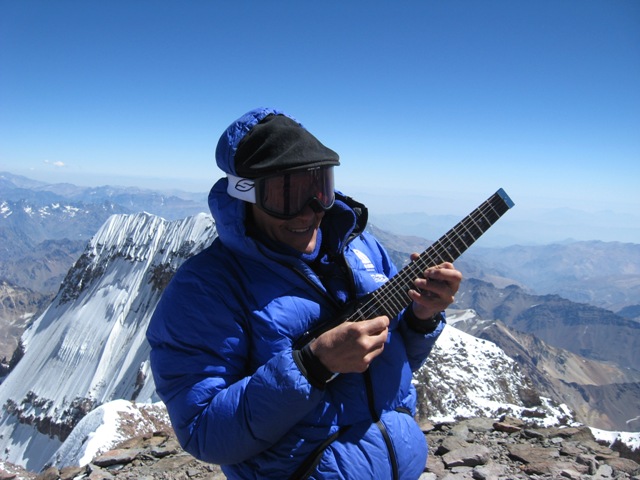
[290,237,400,479]
[316,252,402,480]
[339,245,400,480]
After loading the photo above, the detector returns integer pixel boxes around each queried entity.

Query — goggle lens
[257,166,335,219]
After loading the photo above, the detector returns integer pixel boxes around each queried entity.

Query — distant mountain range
[0,171,208,293]
[3,170,638,313]
[368,202,640,246]
[0,171,208,221]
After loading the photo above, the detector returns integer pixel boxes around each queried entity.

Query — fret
[453,230,470,250]
[459,217,482,241]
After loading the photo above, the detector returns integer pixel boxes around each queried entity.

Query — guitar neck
[348,188,515,322]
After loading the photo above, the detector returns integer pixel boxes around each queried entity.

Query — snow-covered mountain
[0,212,216,471]
[417,310,570,425]
[0,211,590,472]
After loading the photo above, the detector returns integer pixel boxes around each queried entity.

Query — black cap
[234,114,340,178]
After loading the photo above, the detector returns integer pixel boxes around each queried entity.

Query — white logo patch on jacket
[353,249,388,284]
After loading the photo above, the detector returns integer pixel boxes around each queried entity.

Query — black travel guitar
[294,188,515,347]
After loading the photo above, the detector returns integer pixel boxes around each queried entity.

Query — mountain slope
[453,278,640,372]
[0,172,210,366]
[0,212,217,471]
[451,309,640,431]
[415,320,567,425]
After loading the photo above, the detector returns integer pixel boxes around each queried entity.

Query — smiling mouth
[288,225,313,234]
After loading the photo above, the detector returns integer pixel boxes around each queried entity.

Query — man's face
[251,203,324,254]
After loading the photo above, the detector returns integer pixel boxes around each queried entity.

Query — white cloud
[44,160,66,168]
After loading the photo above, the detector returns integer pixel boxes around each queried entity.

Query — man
[146,107,462,479]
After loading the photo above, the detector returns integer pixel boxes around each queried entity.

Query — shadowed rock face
[6,416,638,480]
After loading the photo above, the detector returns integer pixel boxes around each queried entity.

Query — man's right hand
[309,316,390,374]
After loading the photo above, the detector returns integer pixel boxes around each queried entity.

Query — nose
[295,202,325,220]
[309,198,326,213]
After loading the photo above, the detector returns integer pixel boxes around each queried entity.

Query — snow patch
[591,427,640,451]
[49,400,171,468]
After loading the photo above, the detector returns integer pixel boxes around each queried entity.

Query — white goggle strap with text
[226,174,257,204]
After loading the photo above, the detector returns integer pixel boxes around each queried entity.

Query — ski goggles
[227,166,335,219]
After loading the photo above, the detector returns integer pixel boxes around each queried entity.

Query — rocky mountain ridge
[2,413,639,480]
[451,311,640,432]
[452,278,640,372]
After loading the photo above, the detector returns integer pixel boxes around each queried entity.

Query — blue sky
[1,1,639,242]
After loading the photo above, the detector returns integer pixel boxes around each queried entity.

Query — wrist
[293,343,338,389]
[404,307,443,334]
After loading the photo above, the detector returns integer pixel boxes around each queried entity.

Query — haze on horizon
[1,1,638,243]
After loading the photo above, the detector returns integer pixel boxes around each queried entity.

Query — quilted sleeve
[146,257,324,465]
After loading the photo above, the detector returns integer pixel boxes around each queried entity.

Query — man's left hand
[407,258,462,320]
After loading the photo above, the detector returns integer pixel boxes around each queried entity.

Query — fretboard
[347,188,514,322]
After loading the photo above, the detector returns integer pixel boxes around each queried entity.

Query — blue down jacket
[146,108,445,479]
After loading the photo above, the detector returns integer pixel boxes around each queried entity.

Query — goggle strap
[227,174,257,204]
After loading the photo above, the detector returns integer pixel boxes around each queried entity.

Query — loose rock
[0,416,638,479]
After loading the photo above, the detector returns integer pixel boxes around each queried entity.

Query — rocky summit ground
[2,416,639,480]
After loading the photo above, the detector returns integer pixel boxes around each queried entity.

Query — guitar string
[348,205,492,321]
[377,197,505,315]
[370,204,493,318]
[376,196,506,316]
[349,193,507,321]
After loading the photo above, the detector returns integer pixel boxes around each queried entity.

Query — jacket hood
[210,107,342,255]
[209,108,292,253]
